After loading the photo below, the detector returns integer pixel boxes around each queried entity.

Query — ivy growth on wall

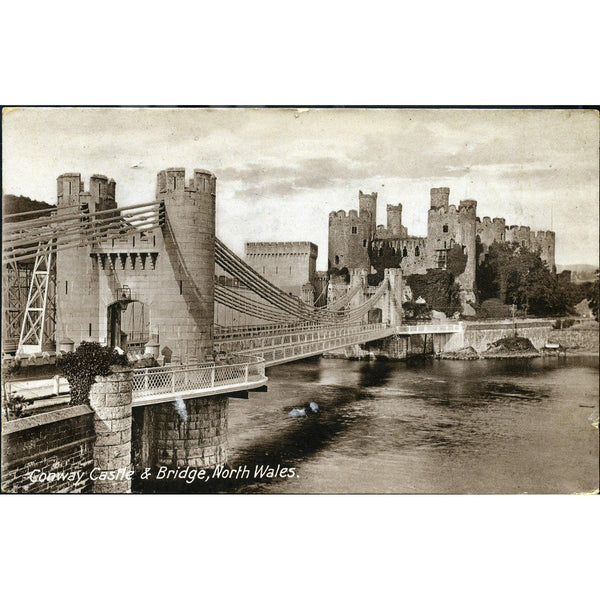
[57,341,129,406]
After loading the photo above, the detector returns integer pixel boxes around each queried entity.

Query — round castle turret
[157,168,216,362]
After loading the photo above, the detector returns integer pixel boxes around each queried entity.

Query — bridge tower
[157,168,216,362]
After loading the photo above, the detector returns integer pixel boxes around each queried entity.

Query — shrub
[4,393,34,420]
[56,341,129,406]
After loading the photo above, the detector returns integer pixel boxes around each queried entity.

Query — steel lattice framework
[17,241,54,354]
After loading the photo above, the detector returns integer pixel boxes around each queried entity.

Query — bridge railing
[214,320,365,341]
[131,355,265,403]
[214,323,397,366]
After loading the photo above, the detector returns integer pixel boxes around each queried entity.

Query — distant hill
[557,264,599,273]
[2,194,55,221]
[557,264,598,284]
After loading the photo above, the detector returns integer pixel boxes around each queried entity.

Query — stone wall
[444,320,554,353]
[548,326,599,352]
[1,405,95,493]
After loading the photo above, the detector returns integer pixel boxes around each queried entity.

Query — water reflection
[137,355,599,494]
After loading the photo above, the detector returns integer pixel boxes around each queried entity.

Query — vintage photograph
[1,107,598,494]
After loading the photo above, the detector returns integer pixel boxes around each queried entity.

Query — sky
[2,107,598,270]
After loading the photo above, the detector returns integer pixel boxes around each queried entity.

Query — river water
[150,355,599,494]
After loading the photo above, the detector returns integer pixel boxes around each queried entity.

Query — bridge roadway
[214,321,462,367]
[132,321,462,405]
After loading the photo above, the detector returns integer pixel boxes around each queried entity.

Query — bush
[4,393,34,420]
[56,341,129,406]
[477,298,512,319]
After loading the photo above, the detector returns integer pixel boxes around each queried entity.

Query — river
[151,355,600,494]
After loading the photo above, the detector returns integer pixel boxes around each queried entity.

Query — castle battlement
[459,199,477,212]
[57,172,116,209]
[532,230,556,242]
[329,209,347,220]
[245,241,318,259]
[429,204,459,215]
[477,215,504,225]
[156,167,216,195]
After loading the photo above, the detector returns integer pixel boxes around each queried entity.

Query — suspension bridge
[2,168,459,404]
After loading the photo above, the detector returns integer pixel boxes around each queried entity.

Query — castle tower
[426,187,477,311]
[385,203,408,238]
[386,204,402,237]
[359,191,377,239]
[430,187,450,210]
[55,173,103,344]
[157,168,216,362]
[457,199,478,304]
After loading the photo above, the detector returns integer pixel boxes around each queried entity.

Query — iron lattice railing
[131,355,265,402]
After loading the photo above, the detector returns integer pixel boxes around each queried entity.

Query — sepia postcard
[1,106,598,494]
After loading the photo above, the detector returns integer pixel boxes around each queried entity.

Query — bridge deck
[131,357,267,406]
[214,322,463,367]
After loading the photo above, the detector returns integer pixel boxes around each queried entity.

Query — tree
[406,269,462,316]
[477,242,567,317]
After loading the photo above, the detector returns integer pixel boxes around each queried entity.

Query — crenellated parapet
[156,167,216,196]
[57,172,117,213]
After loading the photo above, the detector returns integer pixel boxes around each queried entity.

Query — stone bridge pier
[88,368,231,492]
[132,398,229,474]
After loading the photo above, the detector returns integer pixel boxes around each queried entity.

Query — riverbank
[439,336,541,360]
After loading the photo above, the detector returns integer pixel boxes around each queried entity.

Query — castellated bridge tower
[55,168,216,364]
[156,168,215,362]
[55,173,117,350]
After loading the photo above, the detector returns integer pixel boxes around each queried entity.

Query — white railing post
[171,371,176,393]
[245,364,249,383]
[210,366,215,388]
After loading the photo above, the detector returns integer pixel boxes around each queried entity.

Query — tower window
[378,247,383,257]
[351,226,358,234]
[363,239,367,247]
[334,255,340,265]
[173,177,177,189]
[443,224,449,233]
[65,281,68,294]
[415,246,420,256]
[67,181,71,195]
[89,323,92,337]
[403,247,408,257]
[179,280,183,295]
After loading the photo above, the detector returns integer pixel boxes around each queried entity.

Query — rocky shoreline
[438,336,542,360]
